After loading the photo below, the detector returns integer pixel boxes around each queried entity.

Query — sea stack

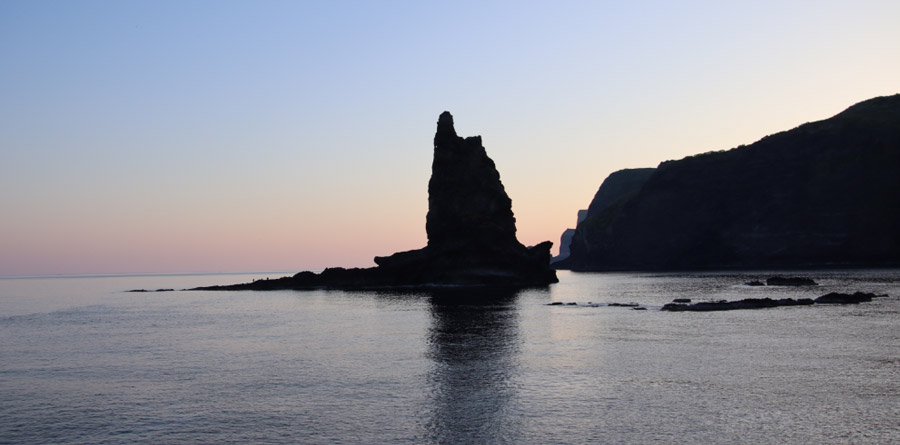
[374,111,557,285]
[194,112,557,290]
[426,112,518,249]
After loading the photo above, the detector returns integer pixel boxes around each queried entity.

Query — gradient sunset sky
[2,1,898,276]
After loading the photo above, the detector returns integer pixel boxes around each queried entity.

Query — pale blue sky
[1,1,898,275]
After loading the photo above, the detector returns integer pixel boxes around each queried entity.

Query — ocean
[1,270,899,444]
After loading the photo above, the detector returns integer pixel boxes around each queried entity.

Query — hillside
[556,94,900,271]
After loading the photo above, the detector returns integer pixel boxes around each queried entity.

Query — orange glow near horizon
[2,2,899,276]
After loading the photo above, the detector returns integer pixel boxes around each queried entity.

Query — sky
[1,0,898,276]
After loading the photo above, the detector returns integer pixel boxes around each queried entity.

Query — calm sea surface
[1,270,899,444]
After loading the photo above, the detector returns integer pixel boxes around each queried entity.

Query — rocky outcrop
[424,112,518,250]
[814,292,886,304]
[662,298,815,311]
[195,112,557,291]
[662,291,888,311]
[765,276,817,286]
[557,94,900,271]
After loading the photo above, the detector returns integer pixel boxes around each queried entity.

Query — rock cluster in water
[661,298,815,312]
[661,291,887,311]
[765,276,818,286]
[195,112,557,291]
[744,276,818,286]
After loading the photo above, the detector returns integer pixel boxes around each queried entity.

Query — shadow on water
[422,287,526,443]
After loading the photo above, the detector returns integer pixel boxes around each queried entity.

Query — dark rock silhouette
[814,292,886,304]
[424,112,518,249]
[557,94,900,271]
[662,291,888,311]
[551,210,587,263]
[553,168,655,269]
[195,112,557,291]
[766,276,817,286]
[662,298,815,311]
[553,229,576,262]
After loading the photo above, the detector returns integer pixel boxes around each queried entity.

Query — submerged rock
[662,291,889,311]
[766,276,817,286]
[814,292,886,304]
[195,112,557,291]
[661,298,814,312]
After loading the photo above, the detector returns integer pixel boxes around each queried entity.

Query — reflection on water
[2,272,899,443]
[425,288,524,443]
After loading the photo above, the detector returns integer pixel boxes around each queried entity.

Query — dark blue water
[2,270,899,443]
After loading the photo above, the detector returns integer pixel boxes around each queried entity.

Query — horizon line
[0,270,304,280]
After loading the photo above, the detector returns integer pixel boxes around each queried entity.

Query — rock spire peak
[436,111,457,138]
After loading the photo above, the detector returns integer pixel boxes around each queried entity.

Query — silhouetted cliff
[553,168,655,268]
[551,210,588,263]
[557,94,900,271]
[196,112,557,290]
[553,229,576,263]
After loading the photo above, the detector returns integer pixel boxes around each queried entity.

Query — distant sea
[2,270,899,444]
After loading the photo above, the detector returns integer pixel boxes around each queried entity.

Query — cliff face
[551,210,588,263]
[554,228,577,262]
[553,168,655,269]
[558,94,900,271]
